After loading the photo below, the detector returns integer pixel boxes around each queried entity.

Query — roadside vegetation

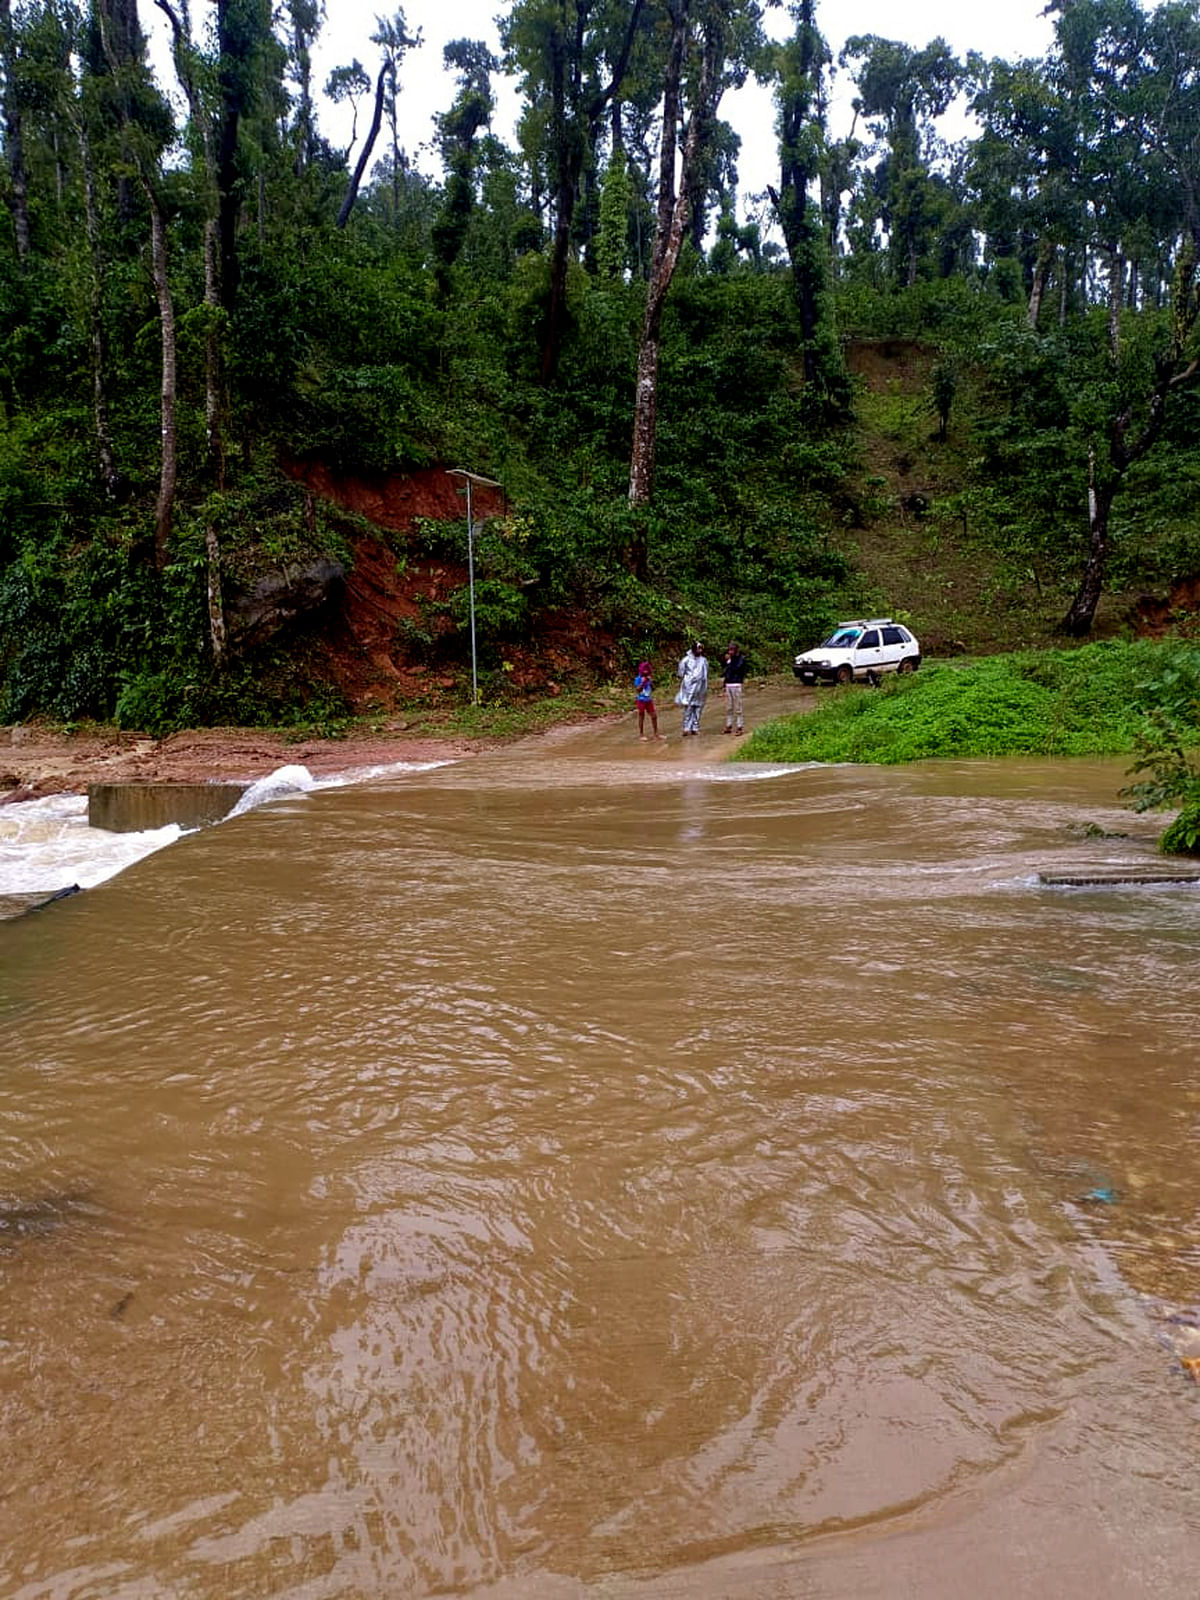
[736,642,1200,764]
[736,641,1200,853]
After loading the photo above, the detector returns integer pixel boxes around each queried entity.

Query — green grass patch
[389,682,625,742]
[736,641,1200,765]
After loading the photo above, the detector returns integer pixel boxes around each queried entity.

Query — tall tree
[154,0,225,482]
[335,9,417,230]
[1053,0,1200,632]
[767,0,829,385]
[503,0,647,381]
[431,37,497,293]
[85,0,154,229]
[214,0,274,309]
[628,0,759,518]
[839,33,964,287]
[967,58,1083,326]
[594,142,631,278]
[154,0,232,659]
[284,0,323,174]
[0,0,31,260]
[92,0,178,565]
[76,93,124,496]
[685,114,739,252]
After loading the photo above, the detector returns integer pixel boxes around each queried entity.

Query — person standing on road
[721,642,747,735]
[634,660,664,741]
[676,642,708,736]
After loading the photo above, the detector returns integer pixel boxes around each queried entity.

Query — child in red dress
[634,661,663,740]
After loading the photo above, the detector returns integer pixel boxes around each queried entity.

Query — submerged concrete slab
[1039,868,1200,888]
[0,886,80,922]
[88,782,247,834]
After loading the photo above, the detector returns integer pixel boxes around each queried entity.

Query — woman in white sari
[676,643,709,736]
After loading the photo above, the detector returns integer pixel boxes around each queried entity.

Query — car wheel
[835,664,853,685]
[897,658,915,675]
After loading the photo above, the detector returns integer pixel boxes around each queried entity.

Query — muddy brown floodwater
[1,699,1198,1599]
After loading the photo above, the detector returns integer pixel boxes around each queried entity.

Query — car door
[880,625,908,670]
[853,628,883,677]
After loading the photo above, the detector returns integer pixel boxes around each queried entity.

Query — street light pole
[447,468,501,707]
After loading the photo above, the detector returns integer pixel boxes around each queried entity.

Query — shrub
[1159,802,1200,856]
[737,642,1200,766]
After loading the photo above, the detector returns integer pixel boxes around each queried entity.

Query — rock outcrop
[225,558,346,651]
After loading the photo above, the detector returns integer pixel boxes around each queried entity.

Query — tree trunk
[1061,246,1198,636]
[337,60,387,228]
[53,125,65,209]
[147,192,177,570]
[289,4,315,175]
[104,0,142,61]
[94,0,143,229]
[540,17,573,381]
[156,1,224,485]
[390,100,401,222]
[628,297,666,510]
[687,164,707,254]
[77,118,122,497]
[1061,448,1113,636]
[206,525,227,668]
[204,217,225,486]
[628,0,717,513]
[1027,238,1053,330]
[1107,245,1123,358]
[216,0,243,308]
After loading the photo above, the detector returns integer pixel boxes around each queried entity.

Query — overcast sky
[148,1,1058,198]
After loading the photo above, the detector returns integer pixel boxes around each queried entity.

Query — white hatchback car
[793,619,921,685]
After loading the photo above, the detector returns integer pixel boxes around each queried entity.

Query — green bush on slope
[735,642,1200,765]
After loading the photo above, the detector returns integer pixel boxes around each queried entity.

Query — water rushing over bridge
[2,715,1197,1597]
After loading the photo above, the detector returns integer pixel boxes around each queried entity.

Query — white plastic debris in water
[0,793,182,895]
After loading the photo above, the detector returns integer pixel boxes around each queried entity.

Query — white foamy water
[0,793,182,895]
[231,760,457,815]
[227,762,317,817]
[0,761,457,900]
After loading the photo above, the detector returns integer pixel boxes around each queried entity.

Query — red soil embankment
[285,461,506,533]
[283,460,617,710]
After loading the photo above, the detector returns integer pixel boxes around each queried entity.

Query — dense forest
[0,0,1198,730]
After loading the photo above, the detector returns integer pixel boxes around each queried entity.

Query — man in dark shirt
[721,642,748,735]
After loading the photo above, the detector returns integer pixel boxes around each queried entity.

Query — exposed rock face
[225,558,346,651]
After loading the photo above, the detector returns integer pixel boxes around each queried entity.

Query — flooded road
[2,699,1198,1598]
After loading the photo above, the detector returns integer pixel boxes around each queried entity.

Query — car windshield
[820,629,861,649]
